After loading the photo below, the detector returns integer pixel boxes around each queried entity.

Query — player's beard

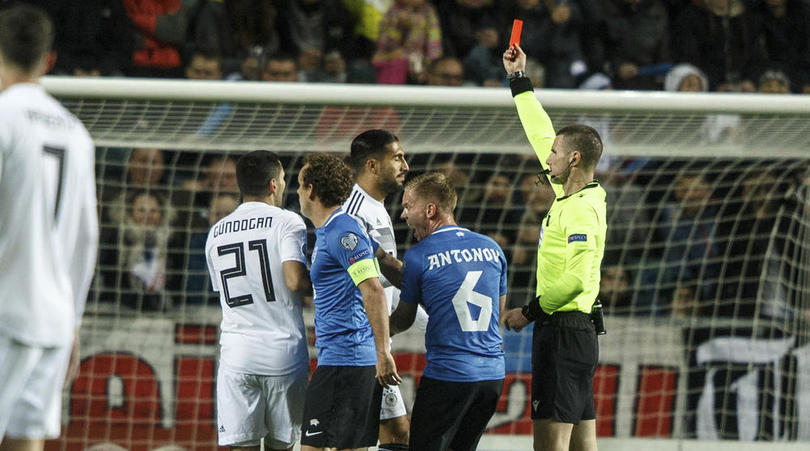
[379,172,403,194]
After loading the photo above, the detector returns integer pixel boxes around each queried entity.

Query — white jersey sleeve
[279,214,307,264]
[0,84,98,347]
[205,202,309,375]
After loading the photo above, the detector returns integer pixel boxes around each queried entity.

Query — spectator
[758,69,791,93]
[48,0,134,76]
[425,56,465,86]
[176,155,240,229]
[596,159,653,260]
[599,263,634,314]
[122,0,188,77]
[262,53,299,81]
[186,0,236,58]
[506,0,587,88]
[436,0,504,58]
[671,0,765,91]
[749,0,810,94]
[102,147,171,225]
[275,0,355,63]
[229,0,280,60]
[664,63,743,144]
[373,0,442,84]
[715,170,781,319]
[601,0,671,90]
[463,18,506,86]
[663,62,708,92]
[323,49,348,83]
[185,51,223,80]
[654,172,721,310]
[99,190,176,311]
[342,0,394,60]
[525,57,546,88]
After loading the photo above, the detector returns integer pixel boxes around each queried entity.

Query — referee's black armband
[521,297,548,323]
[509,76,534,97]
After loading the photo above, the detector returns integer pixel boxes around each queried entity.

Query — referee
[501,44,607,451]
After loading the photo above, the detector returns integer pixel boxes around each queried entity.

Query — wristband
[507,70,527,82]
[509,74,534,97]
[521,296,547,323]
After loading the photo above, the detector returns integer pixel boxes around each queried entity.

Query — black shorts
[531,311,599,423]
[300,365,382,448]
[410,376,504,451]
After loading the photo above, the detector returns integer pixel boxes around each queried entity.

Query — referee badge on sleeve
[568,234,587,243]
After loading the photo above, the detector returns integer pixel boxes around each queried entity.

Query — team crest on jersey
[311,245,318,264]
[384,390,399,407]
[339,232,359,251]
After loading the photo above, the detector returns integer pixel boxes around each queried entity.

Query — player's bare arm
[282,260,311,295]
[389,300,416,336]
[375,246,403,288]
[358,277,402,388]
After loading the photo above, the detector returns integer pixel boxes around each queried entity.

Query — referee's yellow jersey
[513,90,607,315]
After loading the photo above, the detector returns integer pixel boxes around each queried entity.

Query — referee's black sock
[378,444,410,451]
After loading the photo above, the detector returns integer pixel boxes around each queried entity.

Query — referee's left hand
[376,352,402,388]
[502,308,530,332]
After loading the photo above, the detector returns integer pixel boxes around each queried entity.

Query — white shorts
[0,334,70,440]
[216,366,308,447]
[380,384,407,420]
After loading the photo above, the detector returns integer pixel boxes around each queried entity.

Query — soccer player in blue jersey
[502,44,606,451]
[389,172,507,451]
[296,153,401,451]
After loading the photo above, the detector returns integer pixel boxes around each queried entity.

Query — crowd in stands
[18,0,810,93]
[31,0,804,336]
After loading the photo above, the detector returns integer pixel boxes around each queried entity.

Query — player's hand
[503,44,527,74]
[502,308,530,332]
[376,352,402,388]
[65,329,81,384]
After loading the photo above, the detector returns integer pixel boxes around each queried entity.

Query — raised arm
[503,44,563,198]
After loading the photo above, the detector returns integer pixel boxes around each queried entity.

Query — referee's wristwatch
[507,70,527,82]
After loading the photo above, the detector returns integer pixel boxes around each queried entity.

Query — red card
[509,19,523,47]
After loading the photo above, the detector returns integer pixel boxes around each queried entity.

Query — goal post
[42,77,810,450]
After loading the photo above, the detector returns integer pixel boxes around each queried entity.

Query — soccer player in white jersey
[205,151,311,450]
[0,5,99,450]
[344,129,427,451]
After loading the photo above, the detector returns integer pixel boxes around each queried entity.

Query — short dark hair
[236,150,282,196]
[349,129,400,174]
[302,153,353,207]
[0,4,54,72]
[405,172,457,215]
[557,124,603,170]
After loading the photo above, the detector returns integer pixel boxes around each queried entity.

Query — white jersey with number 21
[206,202,309,376]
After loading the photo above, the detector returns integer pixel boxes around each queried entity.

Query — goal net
[40,77,810,450]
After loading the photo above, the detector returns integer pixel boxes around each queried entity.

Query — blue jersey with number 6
[400,225,506,382]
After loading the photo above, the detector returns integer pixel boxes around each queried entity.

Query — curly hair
[302,153,353,208]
